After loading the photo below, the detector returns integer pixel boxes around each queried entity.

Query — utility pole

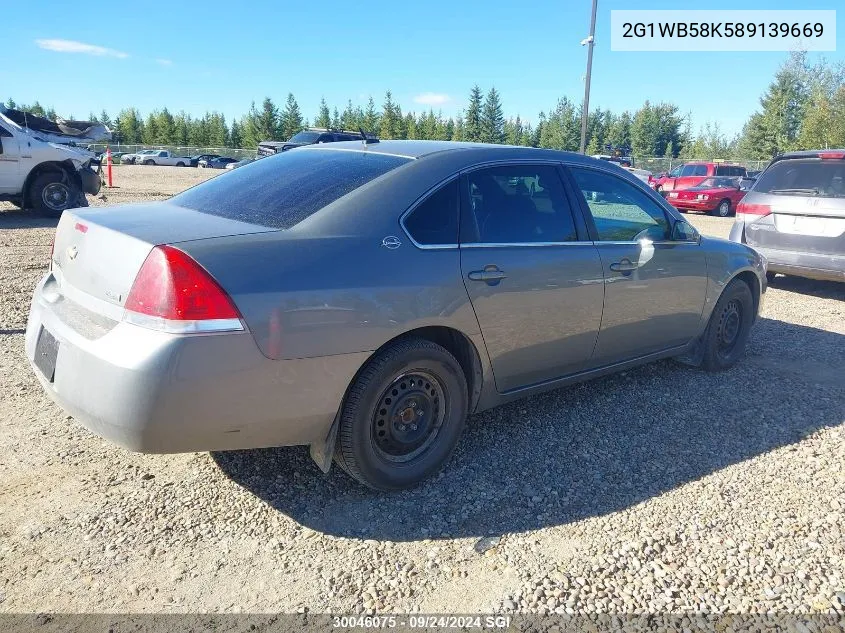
[579,0,598,154]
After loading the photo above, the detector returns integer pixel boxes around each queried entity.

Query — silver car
[730,150,845,283]
[26,141,767,490]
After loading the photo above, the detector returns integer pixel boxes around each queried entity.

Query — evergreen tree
[315,98,331,128]
[154,108,175,144]
[480,87,505,144]
[99,109,112,129]
[452,116,464,141]
[380,91,399,139]
[257,97,280,141]
[115,108,144,144]
[142,112,158,145]
[229,120,243,148]
[331,107,341,129]
[465,85,483,142]
[363,96,380,134]
[404,112,417,139]
[280,93,304,140]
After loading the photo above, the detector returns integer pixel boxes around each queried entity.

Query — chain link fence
[89,144,256,163]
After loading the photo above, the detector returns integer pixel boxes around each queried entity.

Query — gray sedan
[26,141,767,490]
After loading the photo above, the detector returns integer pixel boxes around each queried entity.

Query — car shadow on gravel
[0,208,58,229]
[212,317,845,542]
[767,275,845,300]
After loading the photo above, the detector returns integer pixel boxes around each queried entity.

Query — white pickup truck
[136,150,190,167]
[0,106,103,215]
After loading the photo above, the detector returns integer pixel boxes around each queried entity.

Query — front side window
[462,165,577,244]
[569,167,670,242]
[403,180,459,245]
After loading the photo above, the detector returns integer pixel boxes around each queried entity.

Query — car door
[565,165,708,366]
[459,163,605,392]
[0,123,20,194]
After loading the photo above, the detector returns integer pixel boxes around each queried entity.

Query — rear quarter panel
[180,232,480,361]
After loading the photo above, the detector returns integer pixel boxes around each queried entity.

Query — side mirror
[671,220,699,242]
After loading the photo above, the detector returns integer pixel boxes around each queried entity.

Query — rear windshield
[172,149,411,229]
[754,159,845,198]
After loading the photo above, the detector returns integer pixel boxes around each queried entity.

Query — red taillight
[124,245,242,333]
[74,222,89,233]
[818,151,845,160]
[736,202,772,217]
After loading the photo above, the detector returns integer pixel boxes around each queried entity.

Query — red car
[654,162,747,193]
[665,176,747,217]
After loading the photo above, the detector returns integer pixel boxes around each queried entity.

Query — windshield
[289,131,321,143]
[680,164,708,177]
[172,148,411,229]
[694,176,739,189]
[754,159,845,198]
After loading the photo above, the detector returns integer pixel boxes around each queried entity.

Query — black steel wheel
[28,172,83,217]
[702,279,754,371]
[334,338,468,490]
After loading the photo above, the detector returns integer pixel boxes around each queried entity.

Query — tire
[334,338,469,491]
[28,172,83,217]
[713,199,732,217]
[701,279,754,372]
[176,162,185,167]
[143,159,155,166]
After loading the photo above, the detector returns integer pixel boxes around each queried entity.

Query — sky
[3,0,843,139]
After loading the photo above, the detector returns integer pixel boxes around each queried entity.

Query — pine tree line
[5,53,844,158]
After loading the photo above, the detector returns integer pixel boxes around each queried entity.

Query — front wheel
[334,338,468,490]
[143,159,155,166]
[713,199,732,217]
[701,279,754,371]
[28,172,84,217]
[176,162,185,167]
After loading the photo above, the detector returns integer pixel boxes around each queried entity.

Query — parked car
[26,141,766,490]
[0,108,101,215]
[257,128,369,157]
[666,176,746,217]
[189,154,221,168]
[593,154,633,168]
[226,158,255,170]
[120,149,158,165]
[622,166,654,186]
[199,156,239,169]
[138,150,190,167]
[655,162,747,194]
[730,149,845,283]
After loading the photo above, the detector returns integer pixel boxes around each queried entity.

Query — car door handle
[468,267,507,282]
[609,259,638,272]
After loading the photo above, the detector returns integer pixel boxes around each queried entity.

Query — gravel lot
[1,166,844,616]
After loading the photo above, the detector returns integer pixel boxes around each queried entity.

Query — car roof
[298,139,598,164]
[774,149,845,160]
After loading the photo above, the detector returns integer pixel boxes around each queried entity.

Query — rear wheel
[713,199,732,217]
[701,279,754,371]
[176,161,185,167]
[143,159,155,166]
[334,338,468,490]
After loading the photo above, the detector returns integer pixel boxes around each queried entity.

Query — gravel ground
[1,166,844,617]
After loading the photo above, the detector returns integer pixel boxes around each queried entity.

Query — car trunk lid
[52,202,276,312]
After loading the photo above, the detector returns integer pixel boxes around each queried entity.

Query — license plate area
[34,327,59,382]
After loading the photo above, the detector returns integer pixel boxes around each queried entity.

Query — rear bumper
[668,199,717,213]
[26,275,370,453]
[752,246,845,282]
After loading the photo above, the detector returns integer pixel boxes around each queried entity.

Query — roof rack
[306,127,366,135]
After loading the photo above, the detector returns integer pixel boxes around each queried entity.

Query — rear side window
[172,149,411,228]
[754,159,845,198]
[716,165,746,177]
[404,180,459,245]
[462,165,578,244]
